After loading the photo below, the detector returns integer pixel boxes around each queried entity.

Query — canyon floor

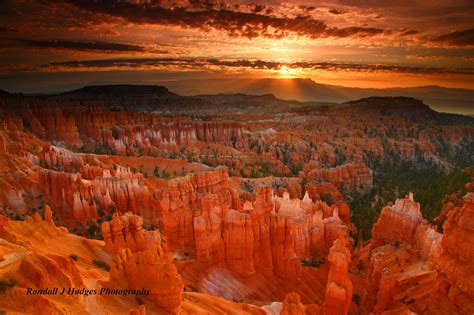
[0,86,473,314]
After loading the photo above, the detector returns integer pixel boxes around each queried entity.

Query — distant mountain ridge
[41,83,473,118]
[159,78,474,115]
[50,84,333,114]
[1,86,472,125]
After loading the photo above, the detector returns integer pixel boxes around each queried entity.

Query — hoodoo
[0,86,472,314]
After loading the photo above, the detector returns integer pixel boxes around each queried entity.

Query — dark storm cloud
[62,0,392,39]
[18,39,149,53]
[431,28,474,47]
[42,57,474,75]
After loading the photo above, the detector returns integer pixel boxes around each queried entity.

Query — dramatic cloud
[431,29,474,47]
[18,39,150,53]
[63,0,391,39]
[0,0,472,91]
[43,57,474,75]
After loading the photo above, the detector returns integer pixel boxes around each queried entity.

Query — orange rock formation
[323,229,353,315]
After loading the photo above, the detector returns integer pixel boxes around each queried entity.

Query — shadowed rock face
[343,96,437,121]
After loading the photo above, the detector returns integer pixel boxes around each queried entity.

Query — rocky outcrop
[193,211,225,265]
[281,292,306,315]
[437,193,474,314]
[109,245,184,313]
[39,166,154,220]
[364,193,474,314]
[323,229,353,315]
[19,253,83,289]
[190,185,348,279]
[307,163,373,192]
[223,209,255,276]
[40,146,84,172]
[269,212,302,279]
[371,193,423,248]
[162,167,236,252]
[129,305,146,315]
[101,212,161,253]
[31,107,83,147]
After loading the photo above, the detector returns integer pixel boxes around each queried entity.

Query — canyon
[0,86,473,314]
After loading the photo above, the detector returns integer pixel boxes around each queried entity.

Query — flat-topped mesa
[109,245,183,314]
[101,212,161,254]
[323,229,353,315]
[371,192,423,248]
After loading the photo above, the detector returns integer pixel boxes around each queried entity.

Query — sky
[0,0,473,92]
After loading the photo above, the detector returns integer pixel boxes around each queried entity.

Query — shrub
[143,224,156,231]
[86,222,101,239]
[0,278,17,292]
[352,293,361,305]
[184,285,198,292]
[321,193,334,206]
[301,257,324,268]
[93,259,110,271]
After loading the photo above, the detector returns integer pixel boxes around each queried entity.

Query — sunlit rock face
[281,292,306,315]
[323,230,353,315]
[363,193,474,314]
[190,185,350,280]
[101,212,161,254]
[371,192,424,247]
[109,245,184,314]
[306,163,373,192]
